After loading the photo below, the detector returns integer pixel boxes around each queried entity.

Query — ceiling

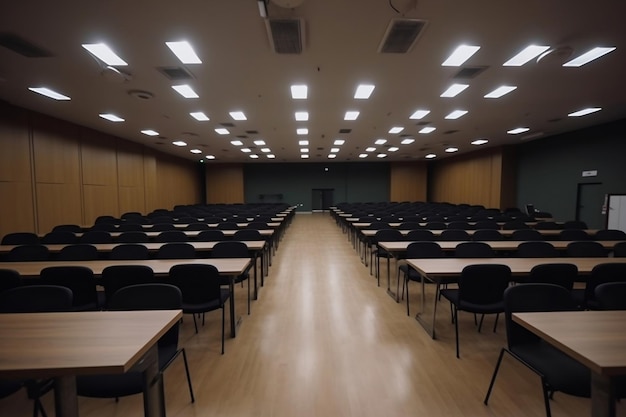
[1,0,625,164]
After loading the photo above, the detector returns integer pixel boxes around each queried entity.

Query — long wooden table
[513,311,626,417]
[1,258,251,338]
[405,257,626,339]
[0,310,182,417]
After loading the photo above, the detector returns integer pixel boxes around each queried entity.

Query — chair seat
[399,264,422,282]
[440,289,504,314]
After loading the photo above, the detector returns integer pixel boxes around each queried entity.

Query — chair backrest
[102,265,156,304]
[533,221,560,230]
[1,232,40,245]
[511,229,544,241]
[211,241,249,258]
[0,269,21,294]
[151,223,175,232]
[594,229,626,240]
[184,222,209,231]
[233,229,264,241]
[156,231,189,243]
[373,229,404,243]
[116,223,145,232]
[42,231,80,244]
[614,241,626,257]
[6,244,50,261]
[80,231,113,244]
[527,263,578,291]
[117,231,150,243]
[562,220,587,230]
[424,221,446,230]
[503,220,530,230]
[472,229,504,241]
[516,241,558,258]
[156,243,196,259]
[584,263,626,307]
[454,242,494,258]
[0,285,73,313]
[39,266,98,310]
[474,221,499,230]
[447,221,471,230]
[52,224,83,233]
[196,230,226,242]
[503,283,577,348]
[458,264,511,305]
[404,229,435,241]
[217,222,240,230]
[246,222,268,230]
[438,229,471,241]
[110,244,150,260]
[398,222,422,230]
[89,223,116,232]
[566,241,607,257]
[559,229,590,241]
[95,215,118,224]
[594,282,626,310]
[168,264,222,305]
[58,244,99,261]
[405,242,444,258]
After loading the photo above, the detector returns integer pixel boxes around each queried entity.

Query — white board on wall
[607,194,626,232]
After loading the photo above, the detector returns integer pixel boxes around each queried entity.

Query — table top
[360,229,599,237]
[0,309,182,379]
[406,257,626,278]
[378,240,622,252]
[0,258,252,277]
[513,311,626,376]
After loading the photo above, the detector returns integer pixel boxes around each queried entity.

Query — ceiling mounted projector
[271,0,305,8]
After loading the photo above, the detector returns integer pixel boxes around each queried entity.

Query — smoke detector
[128,90,154,100]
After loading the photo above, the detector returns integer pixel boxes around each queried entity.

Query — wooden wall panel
[0,182,35,235]
[390,162,427,202]
[119,186,146,215]
[81,131,118,186]
[36,183,82,232]
[117,140,145,187]
[206,164,244,203]
[32,115,81,184]
[156,156,201,209]
[83,185,119,224]
[143,152,158,213]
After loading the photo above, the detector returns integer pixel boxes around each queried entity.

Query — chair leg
[247,277,251,315]
[221,306,225,354]
[192,313,198,333]
[484,348,506,405]
[181,348,195,403]
[493,313,500,332]
[405,274,410,316]
[454,306,460,358]
[478,314,485,333]
[541,379,553,417]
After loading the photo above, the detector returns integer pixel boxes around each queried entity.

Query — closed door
[576,183,604,229]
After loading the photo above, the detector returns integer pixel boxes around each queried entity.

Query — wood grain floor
[1,212,623,417]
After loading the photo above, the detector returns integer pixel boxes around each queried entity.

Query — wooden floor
[2,213,623,417]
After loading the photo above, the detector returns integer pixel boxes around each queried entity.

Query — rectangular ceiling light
[301,154,309,159]
[377,153,387,158]
[291,84,308,99]
[425,154,437,159]
[206,155,216,160]
[298,140,309,146]
[419,127,436,134]
[81,43,127,66]
[241,148,252,153]
[230,111,247,120]
[297,128,308,135]
[344,111,359,120]
[172,141,187,146]
[28,87,71,100]
[172,84,199,98]
[507,127,530,134]
[471,139,488,145]
[141,129,159,136]
[445,147,459,153]
[230,140,243,146]
[165,41,202,64]
[568,107,601,117]
[254,140,266,145]
[388,147,399,152]
[328,154,337,159]
[484,85,517,98]
[249,154,259,159]
[563,47,616,67]
[359,154,368,158]
[267,154,275,159]
[440,83,469,98]
[445,110,468,119]
[190,149,202,154]
[261,148,271,153]
[503,45,550,66]
[366,147,376,152]
[330,148,340,153]
[99,113,124,122]
[401,138,415,144]
[215,128,230,135]
[190,111,209,121]
[354,84,375,99]
[300,148,309,153]
[295,111,309,121]
[333,139,345,145]
[409,109,430,119]
[375,139,387,145]
[388,127,404,134]
[442,45,480,66]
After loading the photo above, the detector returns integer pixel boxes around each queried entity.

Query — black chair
[563,220,587,230]
[472,229,504,241]
[94,215,118,224]
[524,263,578,291]
[516,241,558,258]
[110,244,150,260]
[52,224,82,233]
[246,222,269,230]
[594,229,626,240]
[447,221,471,230]
[566,241,607,257]
[424,221,447,230]
[150,223,175,232]
[371,229,404,285]
[233,229,264,241]
[484,284,589,417]
[58,244,99,261]
[594,282,626,310]
[184,222,210,231]
[440,264,511,358]
[503,220,531,230]
[1,232,39,245]
[156,231,188,243]
[117,231,150,243]
[41,231,79,244]
[101,265,156,308]
[5,244,50,261]
[39,266,99,311]
[0,269,21,294]
[80,231,113,244]
[574,263,626,309]
[533,221,560,230]
[399,242,444,316]
[474,220,500,230]
[77,284,195,403]
[156,243,196,259]
[211,241,253,314]
[559,229,590,241]
[89,223,116,232]
[614,241,626,257]
[511,229,545,241]
[196,230,226,242]
[404,229,435,241]
[438,229,471,241]
[217,222,240,230]
[168,264,231,353]
[116,223,144,232]
[398,222,423,230]
[454,242,494,258]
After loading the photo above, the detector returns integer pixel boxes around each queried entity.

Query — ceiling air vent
[444,130,459,135]
[246,130,259,134]
[339,128,352,134]
[265,18,304,54]
[157,66,194,81]
[378,19,427,53]
[220,122,235,127]
[453,66,488,79]
[0,32,52,57]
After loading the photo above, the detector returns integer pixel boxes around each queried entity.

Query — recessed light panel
[568,107,602,117]
[254,140,266,146]
[401,138,415,144]
[503,45,550,66]
[328,154,337,159]
[267,154,275,159]
[375,139,387,145]
[359,154,368,158]
[301,154,309,159]
[388,147,399,152]
[377,153,387,158]
[440,84,469,98]
[229,111,247,120]
[261,148,271,153]
[563,47,616,67]
[190,112,209,121]
[28,87,71,100]
[215,128,229,135]
[354,84,375,99]
[298,140,309,146]
[507,127,530,134]
[297,128,308,135]
[388,127,404,134]
[249,154,259,159]
[484,86,517,98]
[241,148,251,153]
[291,84,308,99]
[81,43,127,66]
[445,110,468,119]
[471,139,488,145]
[366,147,376,152]
[344,111,359,120]
[190,149,202,154]
[300,148,309,153]
[442,45,480,66]
[172,84,199,98]
[295,111,309,121]
[330,148,340,153]
[205,155,215,160]
[99,113,124,122]
[334,139,345,145]
[141,129,159,136]
[165,41,202,64]
[419,127,436,134]
[409,110,430,120]
[230,140,243,146]
[425,154,436,159]
[445,147,458,153]
[172,141,187,146]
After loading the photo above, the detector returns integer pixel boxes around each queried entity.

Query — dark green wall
[516,119,626,226]
[243,162,390,211]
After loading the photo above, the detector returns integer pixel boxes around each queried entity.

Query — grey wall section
[516,119,626,225]
[243,162,390,211]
